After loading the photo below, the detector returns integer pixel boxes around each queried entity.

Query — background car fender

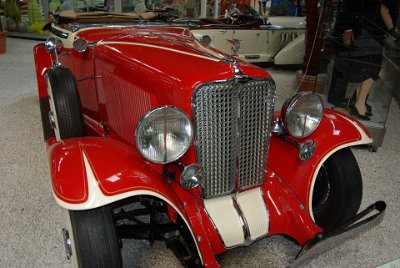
[274,33,305,65]
[268,109,372,221]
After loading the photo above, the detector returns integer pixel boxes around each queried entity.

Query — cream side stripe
[99,41,220,62]
[53,151,203,264]
[308,113,372,222]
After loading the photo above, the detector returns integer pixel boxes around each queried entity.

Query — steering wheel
[228,12,240,25]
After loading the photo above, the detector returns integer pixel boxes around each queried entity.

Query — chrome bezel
[281,92,323,138]
[135,106,193,164]
[181,163,202,189]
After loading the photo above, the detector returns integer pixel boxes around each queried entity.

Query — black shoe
[351,93,372,113]
[366,103,372,113]
[350,105,370,121]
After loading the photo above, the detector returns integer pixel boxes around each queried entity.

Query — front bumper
[291,201,386,267]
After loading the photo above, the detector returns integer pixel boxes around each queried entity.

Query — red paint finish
[47,139,88,203]
[47,136,224,265]
[70,47,101,122]
[268,109,366,212]
[261,171,322,244]
[89,27,269,149]
[33,44,52,97]
[36,23,371,266]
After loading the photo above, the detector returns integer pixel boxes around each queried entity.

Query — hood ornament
[226,38,241,56]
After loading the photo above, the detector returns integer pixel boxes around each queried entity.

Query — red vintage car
[33,10,385,268]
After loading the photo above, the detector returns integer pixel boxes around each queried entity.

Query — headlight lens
[281,92,323,138]
[135,106,193,164]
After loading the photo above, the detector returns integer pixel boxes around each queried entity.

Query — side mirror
[73,38,89,53]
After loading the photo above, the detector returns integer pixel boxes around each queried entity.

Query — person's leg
[328,68,348,108]
[354,78,374,115]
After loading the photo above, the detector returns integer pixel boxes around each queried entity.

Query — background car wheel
[69,206,122,268]
[312,148,362,232]
[46,67,83,140]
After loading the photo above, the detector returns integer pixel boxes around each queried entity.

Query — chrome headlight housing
[281,92,323,138]
[135,106,193,164]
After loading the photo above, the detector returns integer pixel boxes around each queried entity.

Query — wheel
[69,206,122,268]
[39,96,55,140]
[46,67,83,140]
[312,148,362,232]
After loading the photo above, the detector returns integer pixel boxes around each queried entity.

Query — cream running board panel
[204,187,269,248]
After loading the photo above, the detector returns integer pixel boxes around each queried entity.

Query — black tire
[312,148,362,232]
[69,206,122,268]
[46,67,83,139]
[39,96,55,140]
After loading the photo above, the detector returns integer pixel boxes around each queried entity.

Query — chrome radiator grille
[193,79,276,198]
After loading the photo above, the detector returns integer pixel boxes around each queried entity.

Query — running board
[290,201,386,268]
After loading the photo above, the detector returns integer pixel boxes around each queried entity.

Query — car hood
[77,26,268,89]
[74,26,269,115]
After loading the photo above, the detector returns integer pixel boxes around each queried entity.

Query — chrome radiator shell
[192,78,276,198]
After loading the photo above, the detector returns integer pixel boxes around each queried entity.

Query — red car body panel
[33,45,53,98]
[34,23,372,266]
[47,135,322,259]
[269,109,369,213]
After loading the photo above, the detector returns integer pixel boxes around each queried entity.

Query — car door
[191,29,234,55]
[232,29,268,61]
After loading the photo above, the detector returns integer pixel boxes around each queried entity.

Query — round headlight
[281,92,323,138]
[135,106,193,164]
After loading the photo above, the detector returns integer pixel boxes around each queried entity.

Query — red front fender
[47,136,222,266]
[34,44,52,98]
[268,109,372,220]
[47,137,183,210]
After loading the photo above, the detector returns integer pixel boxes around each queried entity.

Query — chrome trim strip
[232,195,252,245]
[236,188,269,241]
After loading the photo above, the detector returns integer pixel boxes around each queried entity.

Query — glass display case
[320,38,400,151]
[306,0,400,152]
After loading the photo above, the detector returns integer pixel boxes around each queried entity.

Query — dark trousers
[328,67,348,106]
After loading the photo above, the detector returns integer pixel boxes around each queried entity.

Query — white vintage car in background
[184,12,306,65]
